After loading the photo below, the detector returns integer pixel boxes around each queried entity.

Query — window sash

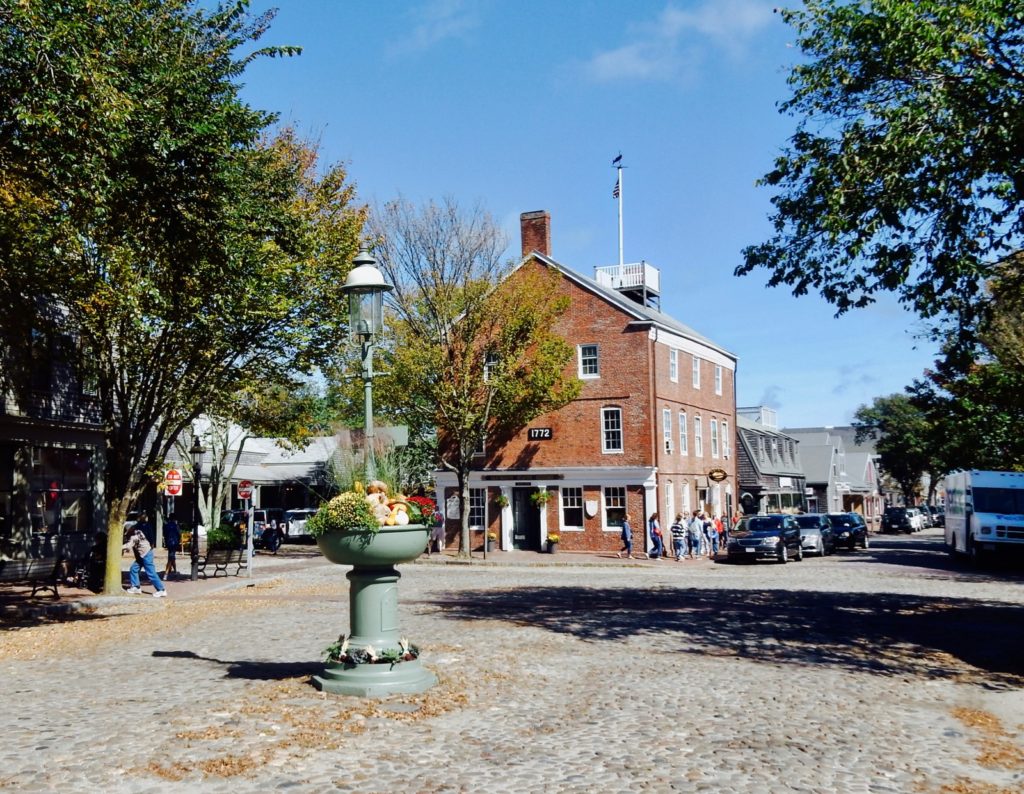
[692,355,701,388]
[694,416,703,457]
[669,349,678,382]
[604,485,626,528]
[561,486,583,528]
[662,409,673,453]
[602,407,623,452]
[679,411,688,455]
[579,344,600,378]
[468,488,486,527]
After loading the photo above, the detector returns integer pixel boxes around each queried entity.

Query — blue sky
[239,0,938,427]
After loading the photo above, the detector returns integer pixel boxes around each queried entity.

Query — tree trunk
[457,474,471,559]
[103,497,132,594]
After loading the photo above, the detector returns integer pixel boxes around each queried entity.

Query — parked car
[794,514,835,556]
[826,512,870,550]
[907,507,927,531]
[284,508,318,540]
[881,506,916,534]
[919,504,940,528]
[220,507,285,552]
[727,514,804,563]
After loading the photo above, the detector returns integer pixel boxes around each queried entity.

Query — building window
[603,486,627,529]
[722,420,730,459]
[561,486,583,529]
[473,434,485,457]
[669,349,678,382]
[579,344,600,379]
[679,411,688,455]
[28,446,94,534]
[483,351,499,382]
[694,415,703,457]
[681,481,691,514]
[468,488,486,528]
[771,438,779,463]
[602,407,623,453]
[710,419,719,458]
[714,365,723,395]
[665,480,675,522]
[662,409,673,454]
[692,355,701,389]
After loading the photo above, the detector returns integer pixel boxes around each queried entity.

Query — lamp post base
[312,659,437,697]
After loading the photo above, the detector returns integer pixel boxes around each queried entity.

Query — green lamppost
[344,247,392,480]
[312,247,435,697]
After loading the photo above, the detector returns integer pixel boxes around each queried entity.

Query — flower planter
[547,542,559,554]
[312,524,436,697]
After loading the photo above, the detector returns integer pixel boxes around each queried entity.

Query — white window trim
[560,486,584,532]
[710,419,719,459]
[601,406,624,454]
[669,349,678,383]
[662,409,673,454]
[602,485,628,531]
[722,420,730,459]
[578,343,600,380]
[714,364,722,395]
[679,411,688,456]
[694,415,703,457]
[468,487,487,529]
[692,355,701,389]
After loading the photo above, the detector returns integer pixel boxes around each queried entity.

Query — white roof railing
[594,261,660,294]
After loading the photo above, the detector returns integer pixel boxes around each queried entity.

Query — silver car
[794,514,835,556]
[284,508,318,540]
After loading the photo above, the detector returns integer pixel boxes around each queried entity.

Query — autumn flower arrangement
[547,533,560,544]
[530,489,552,507]
[323,634,420,666]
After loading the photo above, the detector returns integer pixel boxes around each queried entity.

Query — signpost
[237,480,255,578]
[165,469,183,497]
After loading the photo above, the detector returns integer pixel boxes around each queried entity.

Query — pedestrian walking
[163,518,180,580]
[648,512,664,559]
[670,513,686,561]
[687,511,702,558]
[617,513,634,558]
[122,519,167,597]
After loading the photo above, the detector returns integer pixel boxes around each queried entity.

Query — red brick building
[434,211,738,554]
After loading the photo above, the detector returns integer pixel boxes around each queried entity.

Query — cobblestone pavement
[1,528,1022,793]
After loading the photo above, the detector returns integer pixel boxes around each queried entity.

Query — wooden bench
[196,548,248,578]
[0,556,63,598]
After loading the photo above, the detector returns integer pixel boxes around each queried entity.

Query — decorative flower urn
[312,523,436,697]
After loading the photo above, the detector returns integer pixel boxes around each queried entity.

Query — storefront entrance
[511,487,541,551]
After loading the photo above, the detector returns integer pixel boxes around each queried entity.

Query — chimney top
[520,210,551,259]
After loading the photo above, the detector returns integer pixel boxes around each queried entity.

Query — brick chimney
[520,210,551,258]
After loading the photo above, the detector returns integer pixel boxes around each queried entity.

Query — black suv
[826,512,869,550]
[727,514,804,563]
[881,506,914,534]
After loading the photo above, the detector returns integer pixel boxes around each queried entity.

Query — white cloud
[386,0,481,57]
[581,0,775,83]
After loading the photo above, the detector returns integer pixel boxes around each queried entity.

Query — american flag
[612,177,620,199]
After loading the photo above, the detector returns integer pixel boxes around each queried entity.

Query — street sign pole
[246,497,254,578]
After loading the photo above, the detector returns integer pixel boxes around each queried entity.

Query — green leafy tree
[364,198,581,557]
[0,2,365,592]
[739,1,1024,343]
[909,257,1024,470]
[854,394,935,504]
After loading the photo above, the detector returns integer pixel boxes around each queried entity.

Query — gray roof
[531,253,737,362]
[798,443,836,485]
[783,425,877,455]
[844,451,876,492]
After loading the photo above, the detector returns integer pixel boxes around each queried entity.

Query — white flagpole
[617,162,624,267]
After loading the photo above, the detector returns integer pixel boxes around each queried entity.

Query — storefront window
[29,446,93,534]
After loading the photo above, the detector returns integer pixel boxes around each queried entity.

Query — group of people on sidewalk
[617,510,729,560]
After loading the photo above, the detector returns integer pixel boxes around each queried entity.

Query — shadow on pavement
[426,585,1024,689]
[152,649,322,681]
[834,533,1024,583]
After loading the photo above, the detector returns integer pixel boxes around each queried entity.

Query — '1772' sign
[528,427,553,441]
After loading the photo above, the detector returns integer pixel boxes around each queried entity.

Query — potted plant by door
[547,533,560,553]
[306,488,435,697]
[486,531,497,552]
[530,489,552,508]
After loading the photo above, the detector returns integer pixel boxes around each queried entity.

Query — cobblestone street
[2,528,1022,793]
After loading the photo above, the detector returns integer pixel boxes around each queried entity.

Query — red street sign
[237,480,254,500]
[165,469,183,497]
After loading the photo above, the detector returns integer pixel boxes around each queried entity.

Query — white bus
[944,470,1024,561]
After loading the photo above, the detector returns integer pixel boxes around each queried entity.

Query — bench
[0,556,64,598]
[196,548,248,578]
